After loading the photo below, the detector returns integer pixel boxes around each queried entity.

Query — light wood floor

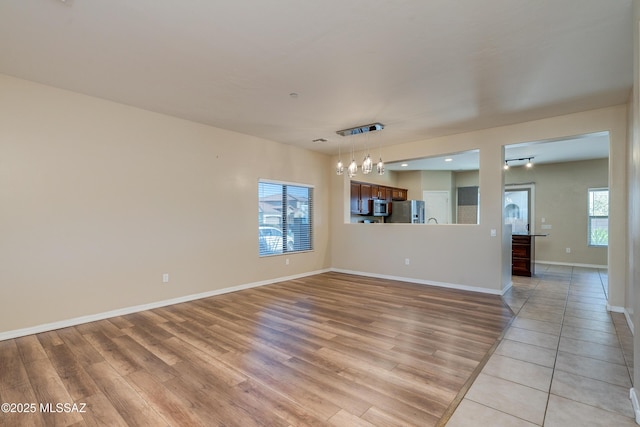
[0,272,513,426]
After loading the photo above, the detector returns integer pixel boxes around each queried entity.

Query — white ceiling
[0,0,633,156]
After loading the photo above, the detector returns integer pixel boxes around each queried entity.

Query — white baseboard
[502,281,514,295]
[625,308,635,335]
[605,305,635,335]
[0,269,330,342]
[606,306,635,335]
[536,260,608,269]
[630,388,640,424]
[330,268,505,295]
[607,304,625,313]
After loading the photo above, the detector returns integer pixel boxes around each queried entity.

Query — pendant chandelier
[347,141,358,178]
[362,153,373,175]
[336,143,344,175]
[377,156,385,175]
[335,122,385,176]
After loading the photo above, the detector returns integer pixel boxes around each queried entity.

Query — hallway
[448,265,635,426]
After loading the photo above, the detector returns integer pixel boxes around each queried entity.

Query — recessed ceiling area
[0,1,632,155]
[384,132,610,171]
[504,132,610,165]
[386,150,480,171]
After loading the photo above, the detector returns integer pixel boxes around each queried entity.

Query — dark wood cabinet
[350,181,407,214]
[512,235,535,276]
[391,188,407,201]
[382,187,392,201]
[371,185,390,200]
[361,184,372,211]
[371,185,379,199]
[350,182,371,214]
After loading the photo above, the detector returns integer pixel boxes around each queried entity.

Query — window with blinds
[588,188,608,247]
[258,180,313,256]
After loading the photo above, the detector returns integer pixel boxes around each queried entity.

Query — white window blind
[258,180,313,256]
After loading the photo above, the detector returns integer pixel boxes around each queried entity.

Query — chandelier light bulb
[348,159,358,178]
[362,154,373,174]
[377,157,385,175]
[336,159,344,175]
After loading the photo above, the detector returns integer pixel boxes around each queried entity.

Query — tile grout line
[545,268,636,423]
[540,266,572,426]
[447,266,635,426]
[437,271,545,426]
[436,293,522,427]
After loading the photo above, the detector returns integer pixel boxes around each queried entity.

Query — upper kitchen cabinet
[391,188,407,201]
[351,180,407,215]
[371,185,391,201]
[350,181,372,215]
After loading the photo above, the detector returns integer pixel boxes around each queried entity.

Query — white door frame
[505,183,536,234]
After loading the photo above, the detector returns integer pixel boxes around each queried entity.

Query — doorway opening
[505,184,535,235]
[502,132,610,287]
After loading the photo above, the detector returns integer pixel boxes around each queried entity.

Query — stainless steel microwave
[372,199,390,216]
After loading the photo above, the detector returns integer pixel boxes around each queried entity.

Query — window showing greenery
[258,180,313,256]
[588,188,609,247]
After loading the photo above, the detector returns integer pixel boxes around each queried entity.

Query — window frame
[587,187,609,247]
[258,179,314,257]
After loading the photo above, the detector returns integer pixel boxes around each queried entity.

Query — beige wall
[631,0,640,394]
[395,171,422,199]
[420,170,455,193]
[0,73,631,336]
[506,159,609,266]
[419,160,609,266]
[332,106,627,301]
[0,74,332,334]
[455,170,480,188]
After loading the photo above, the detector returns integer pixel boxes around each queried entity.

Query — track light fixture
[504,156,534,170]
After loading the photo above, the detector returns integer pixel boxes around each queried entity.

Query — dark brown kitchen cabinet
[391,188,407,201]
[371,185,379,199]
[350,182,371,214]
[384,187,393,202]
[371,185,389,200]
[512,235,534,277]
[350,180,408,214]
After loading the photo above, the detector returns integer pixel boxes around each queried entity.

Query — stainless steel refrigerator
[387,200,425,223]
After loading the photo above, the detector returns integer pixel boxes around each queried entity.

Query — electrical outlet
[490,229,497,237]
[405,258,410,265]
[162,273,169,283]
[285,258,290,265]
[565,248,571,254]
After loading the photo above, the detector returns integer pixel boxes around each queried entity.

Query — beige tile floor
[447,264,637,427]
